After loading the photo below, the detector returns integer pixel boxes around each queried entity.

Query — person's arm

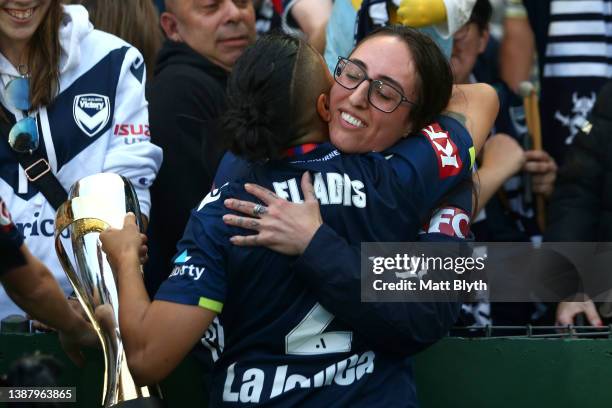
[2,245,96,365]
[287,0,333,53]
[474,133,526,214]
[381,92,493,223]
[291,226,465,355]
[100,214,215,385]
[223,174,471,355]
[500,5,535,93]
[448,83,499,153]
[0,198,95,364]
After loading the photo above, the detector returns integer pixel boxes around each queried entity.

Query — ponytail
[222,34,301,162]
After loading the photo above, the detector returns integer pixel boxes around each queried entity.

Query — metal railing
[451,325,612,338]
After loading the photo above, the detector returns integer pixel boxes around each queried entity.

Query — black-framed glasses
[334,57,416,113]
[5,74,39,154]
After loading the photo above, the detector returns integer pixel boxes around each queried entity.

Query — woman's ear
[317,93,331,122]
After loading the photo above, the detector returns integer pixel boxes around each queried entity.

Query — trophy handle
[120,176,144,234]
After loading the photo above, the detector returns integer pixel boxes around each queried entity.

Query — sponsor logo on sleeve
[422,206,470,238]
[73,94,111,137]
[174,250,192,264]
[114,124,150,137]
[113,123,150,144]
[169,250,206,280]
[421,123,463,179]
[0,199,12,226]
[0,199,14,233]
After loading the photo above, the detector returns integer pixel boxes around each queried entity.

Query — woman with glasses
[100,29,496,406]
[0,0,162,318]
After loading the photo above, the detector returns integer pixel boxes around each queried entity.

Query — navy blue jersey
[156,115,473,406]
[0,196,25,275]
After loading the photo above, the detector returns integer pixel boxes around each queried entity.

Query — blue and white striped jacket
[0,5,163,317]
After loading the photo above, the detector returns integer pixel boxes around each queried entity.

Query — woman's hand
[556,299,602,327]
[99,213,148,275]
[524,149,557,197]
[223,172,323,255]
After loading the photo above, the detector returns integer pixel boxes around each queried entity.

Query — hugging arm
[448,83,499,153]
[291,225,464,356]
[474,133,526,214]
[225,175,471,355]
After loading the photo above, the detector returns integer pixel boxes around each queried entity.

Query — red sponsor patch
[421,123,463,179]
[0,198,15,233]
[422,206,470,238]
[114,124,150,137]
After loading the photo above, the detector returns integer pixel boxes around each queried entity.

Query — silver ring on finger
[253,203,267,216]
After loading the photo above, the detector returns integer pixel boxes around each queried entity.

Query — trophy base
[112,396,165,408]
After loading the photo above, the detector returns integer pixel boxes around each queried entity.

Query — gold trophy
[54,173,163,407]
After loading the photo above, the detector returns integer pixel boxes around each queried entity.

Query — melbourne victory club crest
[73,93,111,137]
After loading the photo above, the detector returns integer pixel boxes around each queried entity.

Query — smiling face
[328,34,418,153]
[0,0,52,61]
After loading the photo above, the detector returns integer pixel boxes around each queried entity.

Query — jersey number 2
[285,303,352,355]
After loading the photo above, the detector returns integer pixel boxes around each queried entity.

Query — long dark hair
[0,1,61,123]
[470,0,493,32]
[29,0,62,110]
[355,25,454,135]
[223,34,303,162]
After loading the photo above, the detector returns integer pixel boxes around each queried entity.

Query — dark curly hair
[469,0,493,32]
[223,34,301,162]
